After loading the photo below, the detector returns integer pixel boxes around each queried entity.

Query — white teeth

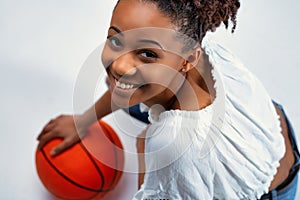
[115,79,134,90]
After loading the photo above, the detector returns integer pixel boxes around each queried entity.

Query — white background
[0,0,299,199]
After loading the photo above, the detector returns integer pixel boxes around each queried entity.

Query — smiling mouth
[114,78,143,90]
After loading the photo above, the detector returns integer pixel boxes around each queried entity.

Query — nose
[111,53,137,77]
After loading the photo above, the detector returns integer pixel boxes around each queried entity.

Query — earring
[182,60,188,72]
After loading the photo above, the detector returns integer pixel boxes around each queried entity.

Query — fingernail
[50,150,56,156]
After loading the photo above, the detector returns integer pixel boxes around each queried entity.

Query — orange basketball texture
[36,120,124,200]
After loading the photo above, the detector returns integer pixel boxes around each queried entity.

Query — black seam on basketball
[40,148,109,193]
[82,120,121,191]
[100,122,122,189]
[40,150,100,200]
[79,142,105,190]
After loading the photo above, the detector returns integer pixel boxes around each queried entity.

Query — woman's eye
[139,50,158,59]
[108,36,122,48]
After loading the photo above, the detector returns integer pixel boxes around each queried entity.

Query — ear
[183,47,202,72]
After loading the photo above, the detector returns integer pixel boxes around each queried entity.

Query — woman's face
[101,0,189,108]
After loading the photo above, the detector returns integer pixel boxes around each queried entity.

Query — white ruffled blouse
[133,39,285,200]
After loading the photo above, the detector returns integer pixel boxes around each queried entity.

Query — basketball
[35,120,124,200]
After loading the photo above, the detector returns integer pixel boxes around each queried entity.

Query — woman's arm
[136,126,150,189]
[37,89,119,156]
[80,89,115,127]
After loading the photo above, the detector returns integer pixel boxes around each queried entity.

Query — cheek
[101,45,110,69]
[138,62,184,92]
[101,44,121,70]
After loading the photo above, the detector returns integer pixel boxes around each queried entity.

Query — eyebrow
[108,26,124,36]
[108,26,165,51]
[138,39,165,51]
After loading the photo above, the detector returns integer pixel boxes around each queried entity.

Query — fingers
[37,118,58,140]
[37,123,56,140]
[37,115,65,140]
[36,114,80,157]
[37,131,58,150]
[50,137,79,156]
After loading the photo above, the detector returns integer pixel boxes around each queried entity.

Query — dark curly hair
[115,0,240,50]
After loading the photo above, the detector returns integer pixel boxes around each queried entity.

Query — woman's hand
[37,114,88,156]
[37,90,114,156]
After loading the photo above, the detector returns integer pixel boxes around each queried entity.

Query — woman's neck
[172,52,216,111]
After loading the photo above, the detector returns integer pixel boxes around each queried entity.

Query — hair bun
[135,0,240,46]
[193,0,240,35]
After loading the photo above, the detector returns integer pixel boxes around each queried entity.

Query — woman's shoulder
[202,38,282,129]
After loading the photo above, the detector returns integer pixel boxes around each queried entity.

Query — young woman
[37,0,299,199]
